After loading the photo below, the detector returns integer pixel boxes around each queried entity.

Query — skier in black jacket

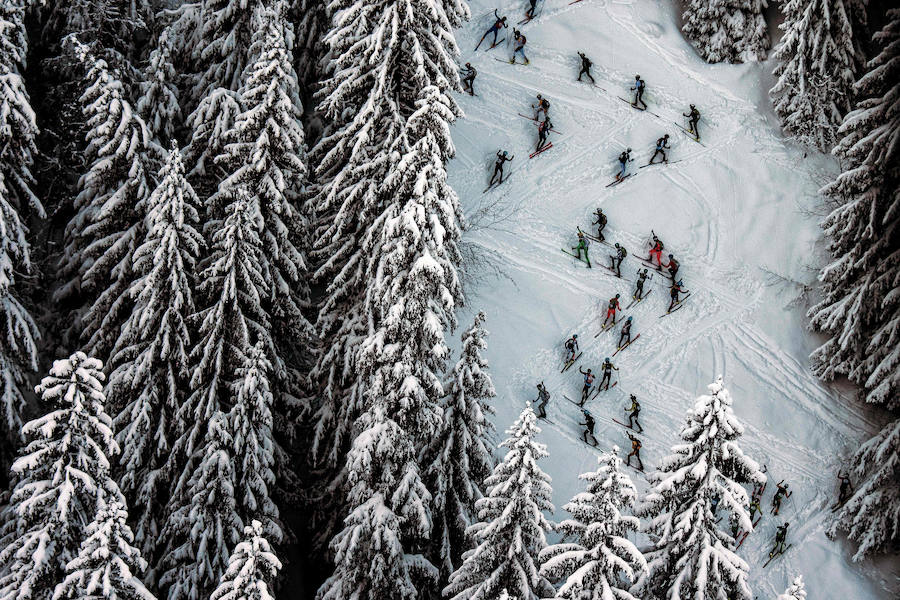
[490,150,514,185]
[592,207,607,241]
[460,63,477,95]
[649,134,670,164]
[618,317,633,348]
[683,104,701,139]
[577,51,595,83]
[580,409,598,446]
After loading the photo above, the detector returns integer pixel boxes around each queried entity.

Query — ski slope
[448,1,899,597]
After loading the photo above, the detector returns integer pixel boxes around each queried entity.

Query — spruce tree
[770,0,866,150]
[161,412,242,600]
[107,146,203,566]
[55,498,156,600]
[539,448,647,600]
[810,10,900,560]
[309,0,464,473]
[444,406,555,600]
[422,311,496,580]
[56,38,161,359]
[0,353,123,600]
[211,7,313,378]
[210,520,281,600]
[632,376,766,600]
[137,29,182,145]
[828,417,899,560]
[316,407,434,600]
[777,575,807,600]
[809,7,900,410]
[229,343,280,541]
[0,0,43,444]
[682,0,768,63]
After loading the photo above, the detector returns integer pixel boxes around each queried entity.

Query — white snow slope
[448,1,900,598]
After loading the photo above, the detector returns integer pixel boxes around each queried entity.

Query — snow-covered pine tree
[828,417,899,560]
[444,406,555,600]
[137,28,182,145]
[167,186,269,538]
[309,0,464,474]
[106,146,203,567]
[0,0,43,445]
[769,0,867,150]
[809,7,900,412]
[320,84,467,596]
[55,497,156,600]
[55,38,162,359]
[211,6,313,380]
[191,0,269,104]
[0,352,124,600]
[210,520,282,600]
[421,311,496,580]
[776,575,807,600]
[809,9,900,560]
[539,447,647,600]
[183,87,241,191]
[288,0,327,92]
[632,376,766,600]
[316,406,435,600]
[229,343,280,542]
[160,411,242,600]
[681,0,768,63]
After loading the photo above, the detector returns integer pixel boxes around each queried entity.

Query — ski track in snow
[451,2,896,598]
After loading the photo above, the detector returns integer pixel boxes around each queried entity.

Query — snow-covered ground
[448,1,900,597]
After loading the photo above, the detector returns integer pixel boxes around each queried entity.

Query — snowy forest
[0,0,895,599]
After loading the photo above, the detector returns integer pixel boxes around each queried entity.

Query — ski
[617,97,662,118]
[576,227,611,247]
[606,173,632,187]
[612,334,640,357]
[763,544,792,568]
[496,56,530,66]
[735,517,762,549]
[568,0,584,4]
[563,395,584,408]
[537,415,555,424]
[560,247,590,267]
[517,114,562,134]
[599,264,623,279]
[673,122,706,146]
[625,289,653,309]
[623,462,645,474]
[517,15,533,25]
[659,292,692,318]
[594,321,616,338]
[561,352,583,372]
[640,159,683,169]
[611,417,643,433]
[531,143,553,158]
[487,38,506,50]
[483,175,511,193]
[596,381,617,394]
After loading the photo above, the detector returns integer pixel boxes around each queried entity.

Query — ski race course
[448,1,899,598]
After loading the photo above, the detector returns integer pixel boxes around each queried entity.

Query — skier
[710,495,720,513]
[489,150,514,185]
[525,0,539,19]
[609,243,627,277]
[667,279,687,312]
[533,93,550,121]
[602,294,621,327]
[769,522,790,558]
[536,116,552,152]
[683,104,701,140]
[615,148,633,181]
[664,253,680,279]
[730,517,741,539]
[749,495,762,521]
[837,471,852,505]
[580,409,598,446]
[631,74,647,109]
[618,316,633,349]
[535,382,550,418]
[649,134,670,164]
[564,334,579,363]
[511,29,529,64]
[460,62,477,95]
[592,207,607,241]
[771,480,791,515]
[577,51,595,83]
[625,394,643,432]
[648,232,665,269]
[599,357,618,390]
[572,230,591,267]
[625,431,643,470]
[578,366,595,405]
[476,9,508,50]
[633,268,649,300]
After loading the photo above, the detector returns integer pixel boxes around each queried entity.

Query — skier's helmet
[668,253,674,259]
[627,316,632,322]
[605,357,611,362]
[631,394,636,400]
[586,368,592,373]
[502,150,508,157]
[615,293,620,298]
[627,147,632,152]
[690,103,695,109]
[664,134,670,139]
[635,74,640,79]
[615,243,620,248]
[465,62,471,68]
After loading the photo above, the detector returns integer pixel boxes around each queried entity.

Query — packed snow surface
[449,0,900,597]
